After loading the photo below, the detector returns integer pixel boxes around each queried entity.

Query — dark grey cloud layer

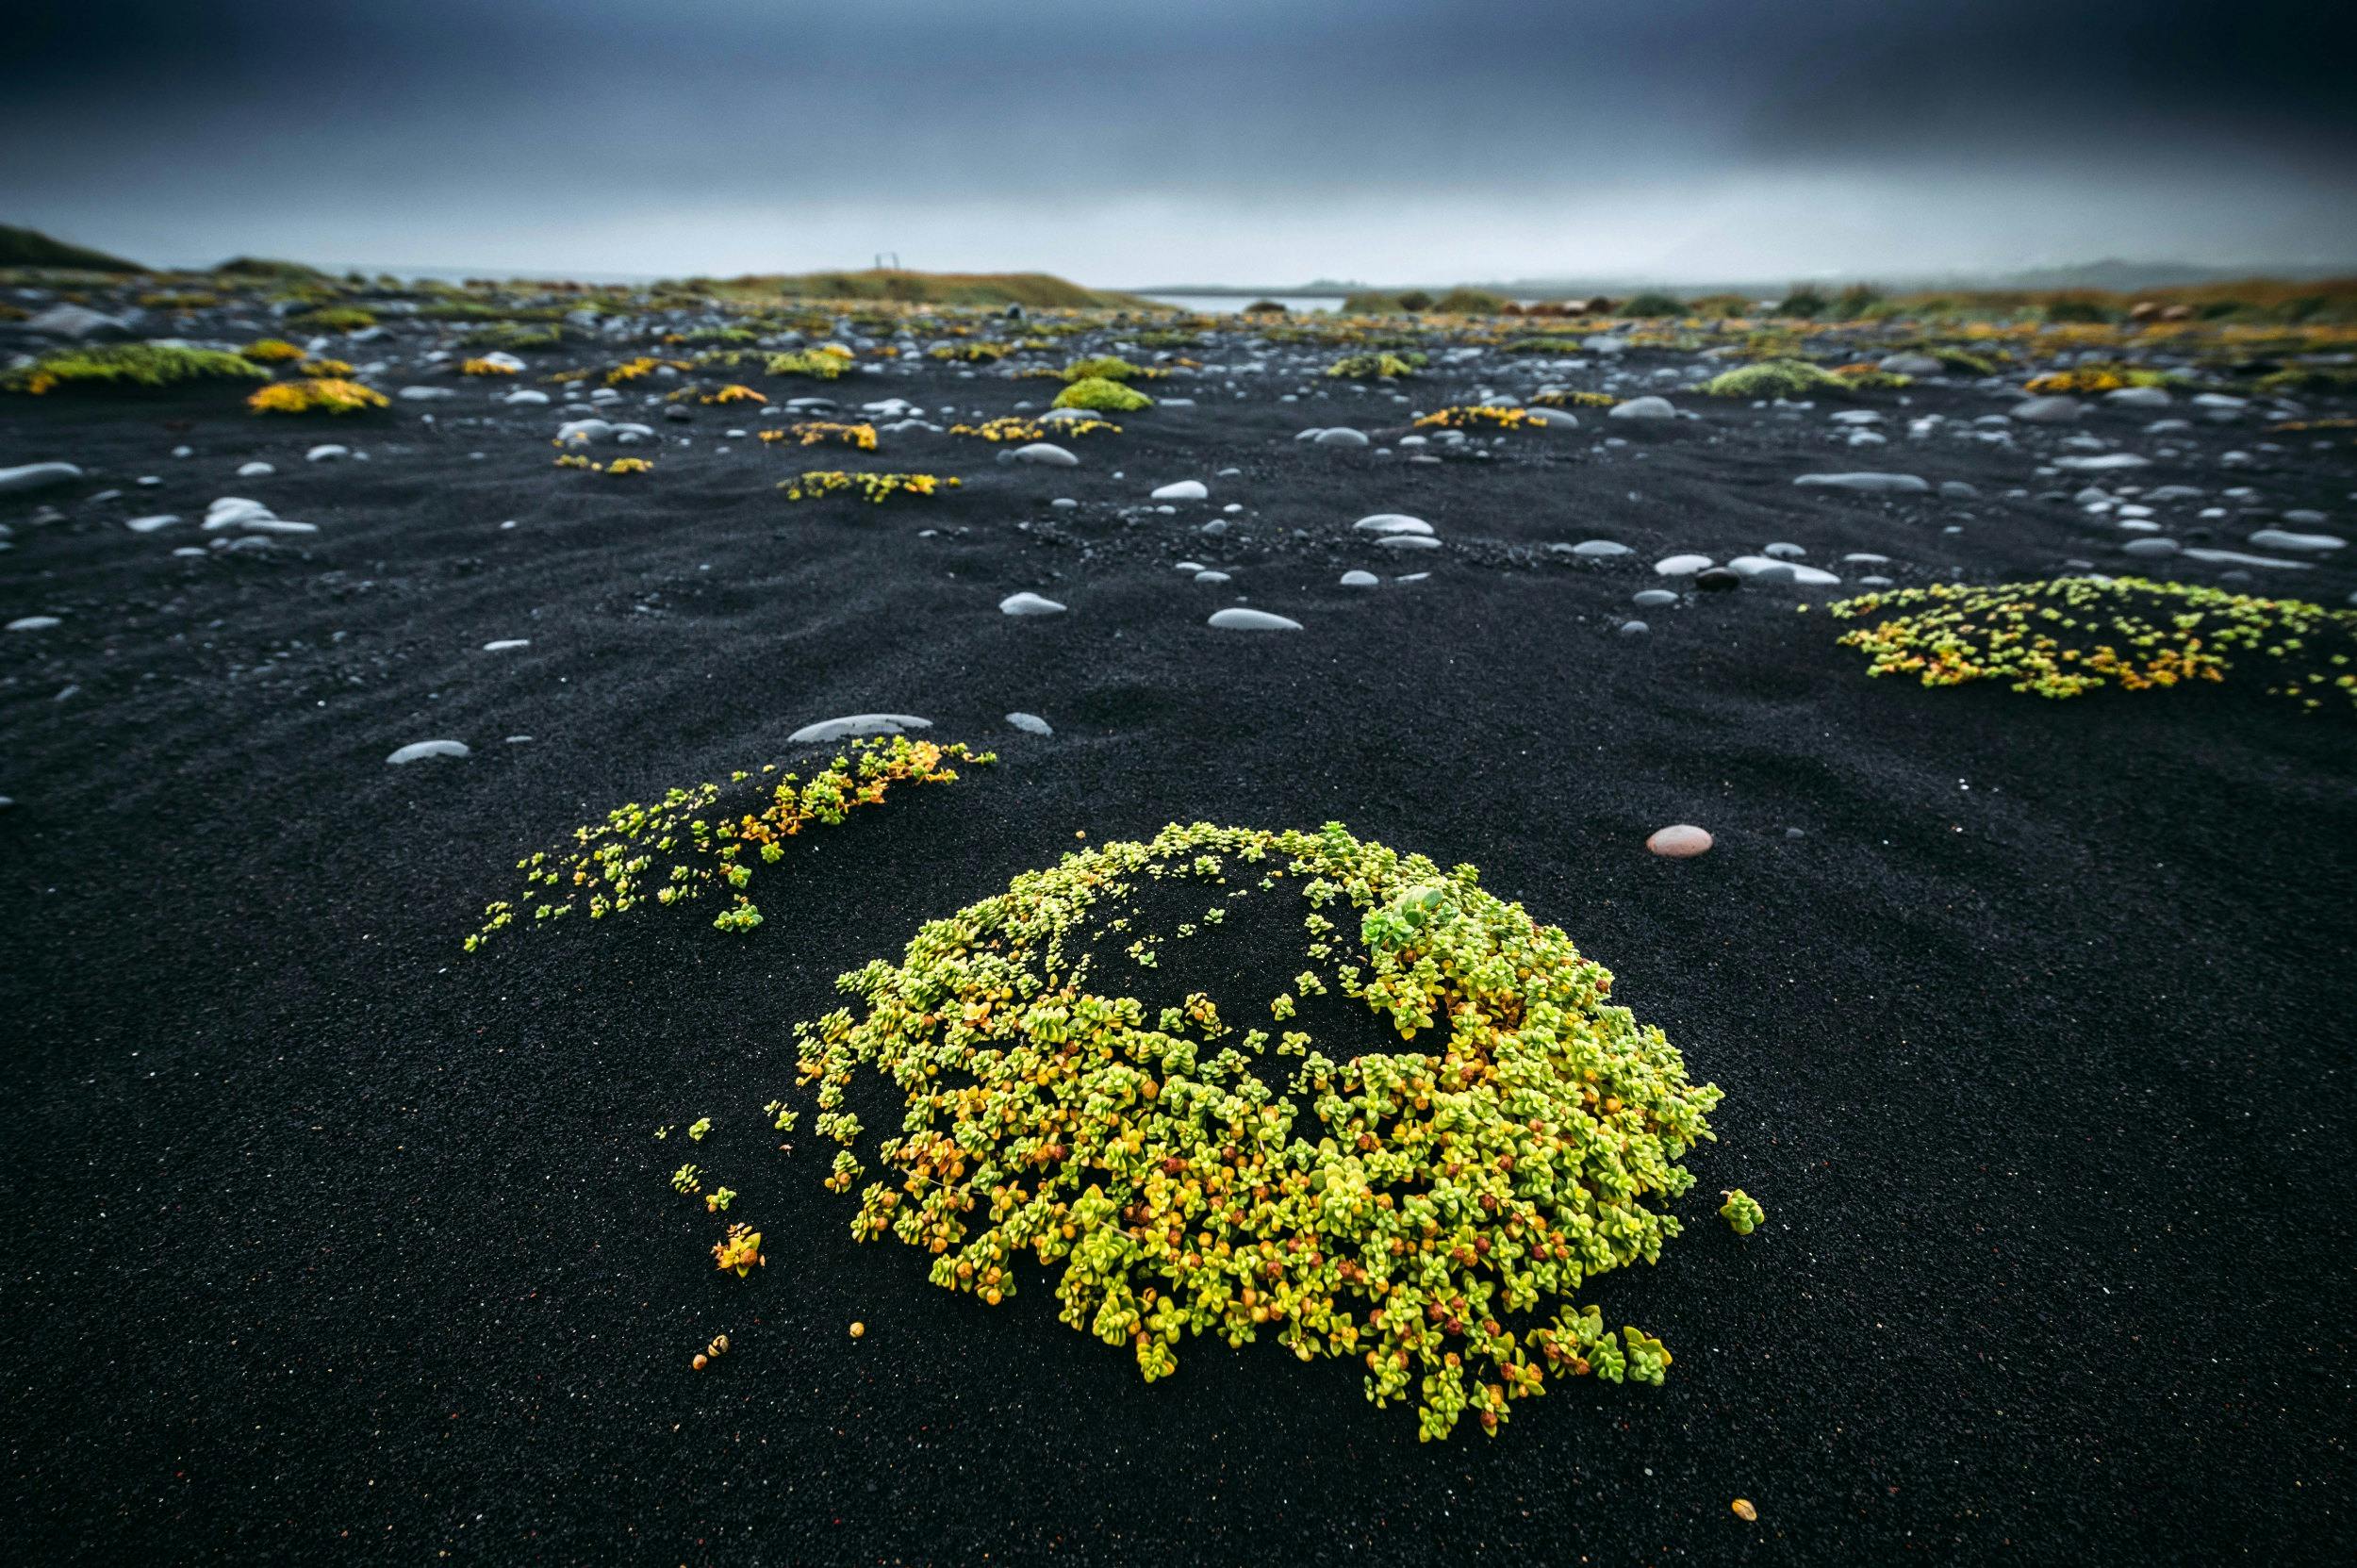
[6,0,2352,280]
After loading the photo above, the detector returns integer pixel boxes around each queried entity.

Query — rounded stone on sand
[1647,824,1713,858]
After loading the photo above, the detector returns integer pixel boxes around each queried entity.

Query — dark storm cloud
[5,0,2351,278]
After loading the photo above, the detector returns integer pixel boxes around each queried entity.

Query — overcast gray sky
[6,0,2353,285]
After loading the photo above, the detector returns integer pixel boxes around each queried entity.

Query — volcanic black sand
[3,327,2352,1565]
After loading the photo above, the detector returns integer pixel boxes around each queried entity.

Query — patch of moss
[247,377,388,415]
[1325,352,1426,379]
[4,343,269,395]
[1696,358,1847,399]
[1053,376,1154,412]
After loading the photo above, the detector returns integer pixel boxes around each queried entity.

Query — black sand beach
[4,320,2353,1565]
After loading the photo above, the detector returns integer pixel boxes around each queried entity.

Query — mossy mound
[1696,358,1848,399]
[796,821,1726,1440]
[1326,352,1426,379]
[0,224,144,272]
[3,343,269,395]
[1053,376,1153,412]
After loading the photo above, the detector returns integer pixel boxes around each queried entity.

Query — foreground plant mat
[1821,577,2357,710]
[784,821,1737,1441]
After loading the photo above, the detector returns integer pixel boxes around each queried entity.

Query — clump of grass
[1053,376,1153,413]
[1823,578,2357,710]
[471,735,994,948]
[462,322,563,352]
[929,341,1011,362]
[1621,291,1684,318]
[766,348,852,380]
[780,470,959,502]
[763,421,877,451]
[1413,404,1534,431]
[1829,364,1913,390]
[1696,359,1847,399]
[5,343,269,395]
[1325,352,1426,379]
[788,820,1730,1440]
[247,377,387,415]
[949,415,1119,441]
[240,338,305,363]
[1531,389,1618,408]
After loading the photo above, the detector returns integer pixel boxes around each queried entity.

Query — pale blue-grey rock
[0,462,82,495]
[1009,442,1078,467]
[2247,529,2343,553]
[1352,513,1432,536]
[998,591,1068,616]
[386,740,470,765]
[788,713,933,743]
[1151,479,1209,501]
[1312,427,1371,447]
[2010,396,2084,423]
[1207,608,1302,632]
[1005,712,1053,735]
[1794,471,1930,494]
[1607,396,1677,421]
[2054,454,2151,472]
[1654,553,1713,575]
[1340,569,1380,587]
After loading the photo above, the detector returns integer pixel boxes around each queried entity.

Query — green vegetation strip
[794,821,1734,1440]
[1822,578,2357,709]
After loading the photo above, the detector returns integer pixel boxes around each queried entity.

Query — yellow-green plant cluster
[1414,404,1533,431]
[1532,389,1618,408]
[247,377,388,415]
[790,821,1728,1440]
[766,348,853,379]
[950,416,1119,441]
[779,470,959,503]
[763,421,878,451]
[240,338,305,363]
[1060,355,1161,383]
[1696,359,1848,399]
[5,343,269,395]
[471,735,994,948]
[553,454,652,474]
[2021,365,2178,396]
[1053,377,1153,413]
[1824,577,2357,710]
[1326,352,1427,379]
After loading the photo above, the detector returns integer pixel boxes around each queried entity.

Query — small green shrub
[1059,355,1157,382]
[1774,289,1827,319]
[1053,376,1153,412]
[1621,292,1683,318]
[2042,297,2111,324]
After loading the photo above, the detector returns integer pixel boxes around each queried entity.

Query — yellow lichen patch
[1414,404,1534,431]
[460,357,518,376]
[553,454,652,474]
[240,338,305,363]
[780,470,959,503]
[247,377,389,415]
[762,421,879,451]
[703,384,767,404]
[948,415,1119,442]
[296,357,354,378]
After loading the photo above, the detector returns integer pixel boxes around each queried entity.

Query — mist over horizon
[7,0,2356,286]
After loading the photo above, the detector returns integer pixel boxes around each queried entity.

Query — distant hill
[0,224,145,272]
[712,269,1148,309]
[213,256,327,281]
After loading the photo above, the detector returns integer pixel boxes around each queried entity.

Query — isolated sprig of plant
[470,735,995,948]
[1823,577,2356,710]
[790,820,1730,1441]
